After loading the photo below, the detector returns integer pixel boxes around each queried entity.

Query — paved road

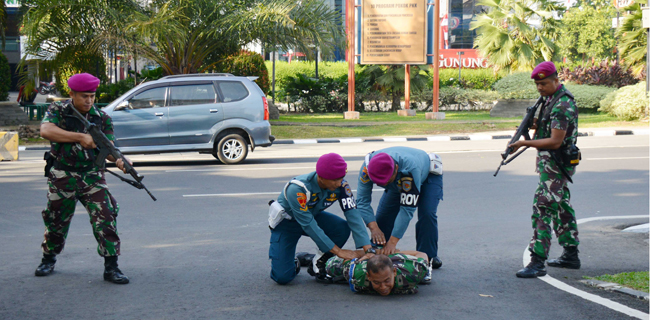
[0,135,648,319]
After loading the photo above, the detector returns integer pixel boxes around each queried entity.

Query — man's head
[366,254,396,296]
[531,61,560,97]
[68,73,100,113]
[316,153,347,191]
[367,153,398,186]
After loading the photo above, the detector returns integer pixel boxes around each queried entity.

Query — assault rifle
[493,97,544,177]
[70,105,157,201]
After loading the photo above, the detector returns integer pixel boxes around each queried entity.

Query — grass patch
[586,272,649,293]
[271,122,519,139]
[269,112,646,139]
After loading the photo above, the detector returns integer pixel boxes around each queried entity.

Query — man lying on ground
[307,250,430,295]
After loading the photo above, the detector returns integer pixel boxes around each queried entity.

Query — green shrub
[283,73,349,113]
[564,83,616,109]
[434,68,502,90]
[492,72,538,99]
[140,67,164,81]
[219,50,270,94]
[95,78,136,104]
[55,51,107,97]
[0,52,10,101]
[599,82,649,120]
[264,61,363,100]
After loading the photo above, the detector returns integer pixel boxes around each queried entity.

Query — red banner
[438,49,489,69]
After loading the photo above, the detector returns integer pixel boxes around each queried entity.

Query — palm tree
[616,3,647,76]
[18,0,143,94]
[469,0,564,73]
[362,65,429,111]
[224,0,345,60]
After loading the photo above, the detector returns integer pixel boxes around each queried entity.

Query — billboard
[360,0,428,64]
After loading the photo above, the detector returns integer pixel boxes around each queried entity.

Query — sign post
[345,0,360,119]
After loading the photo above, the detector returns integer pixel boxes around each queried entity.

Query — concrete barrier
[0,131,19,161]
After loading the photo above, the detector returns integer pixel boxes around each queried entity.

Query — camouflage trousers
[529,167,579,259]
[41,168,120,257]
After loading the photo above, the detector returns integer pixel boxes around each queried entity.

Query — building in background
[2,0,23,90]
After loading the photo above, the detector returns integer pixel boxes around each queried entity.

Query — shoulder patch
[360,166,370,184]
[296,192,308,211]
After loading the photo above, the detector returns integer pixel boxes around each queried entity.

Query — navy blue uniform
[357,147,443,258]
[269,172,371,284]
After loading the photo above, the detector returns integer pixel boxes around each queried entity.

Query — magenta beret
[316,153,347,180]
[68,73,100,92]
[367,153,395,185]
[531,61,557,81]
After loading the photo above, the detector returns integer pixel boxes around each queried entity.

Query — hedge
[599,82,649,120]
[0,52,10,101]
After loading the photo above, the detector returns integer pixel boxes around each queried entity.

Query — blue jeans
[375,173,443,258]
[269,211,350,285]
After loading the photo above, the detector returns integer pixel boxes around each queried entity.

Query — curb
[272,129,649,145]
[579,279,649,301]
[18,128,649,150]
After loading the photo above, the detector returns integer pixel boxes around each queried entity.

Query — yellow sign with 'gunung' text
[361,0,427,64]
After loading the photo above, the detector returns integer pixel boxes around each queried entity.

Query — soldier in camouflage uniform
[35,73,130,284]
[324,252,429,295]
[509,62,581,278]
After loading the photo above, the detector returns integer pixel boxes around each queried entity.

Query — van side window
[170,84,217,106]
[218,81,249,102]
[128,87,166,109]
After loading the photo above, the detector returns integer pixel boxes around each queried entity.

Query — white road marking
[522,215,649,319]
[183,189,385,198]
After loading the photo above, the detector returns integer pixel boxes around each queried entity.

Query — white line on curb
[427,136,451,141]
[383,137,408,142]
[339,138,364,143]
[293,139,319,144]
[522,215,649,319]
[468,135,492,141]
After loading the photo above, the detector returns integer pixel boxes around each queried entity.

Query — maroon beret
[316,153,347,180]
[531,61,557,81]
[68,73,100,92]
[367,153,395,185]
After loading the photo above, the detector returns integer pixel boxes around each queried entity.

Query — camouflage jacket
[325,253,428,295]
[42,100,114,169]
[533,85,578,174]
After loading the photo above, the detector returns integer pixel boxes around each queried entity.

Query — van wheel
[214,134,248,164]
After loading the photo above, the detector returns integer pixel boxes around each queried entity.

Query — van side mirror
[114,101,130,111]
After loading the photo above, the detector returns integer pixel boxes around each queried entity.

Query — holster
[43,152,54,177]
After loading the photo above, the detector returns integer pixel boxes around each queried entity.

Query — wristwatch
[365,247,377,254]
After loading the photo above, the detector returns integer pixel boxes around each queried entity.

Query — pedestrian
[268,153,376,285]
[35,73,131,284]
[356,146,444,283]
[508,61,581,278]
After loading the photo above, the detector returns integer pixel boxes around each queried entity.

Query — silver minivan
[103,74,274,164]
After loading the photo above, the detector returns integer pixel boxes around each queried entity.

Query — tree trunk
[391,91,401,111]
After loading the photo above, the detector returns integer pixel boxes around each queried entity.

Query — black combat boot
[294,258,301,275]
[296,252,315,267]
[430,256,443,269]
[103,256,130,284]
[547,246,580,269]
[516,253,547,278]
[35,254,57,276]
[307,252,334,282]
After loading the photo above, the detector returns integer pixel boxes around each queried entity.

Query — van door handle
[209,109,219,113]
[155,112,164,116]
